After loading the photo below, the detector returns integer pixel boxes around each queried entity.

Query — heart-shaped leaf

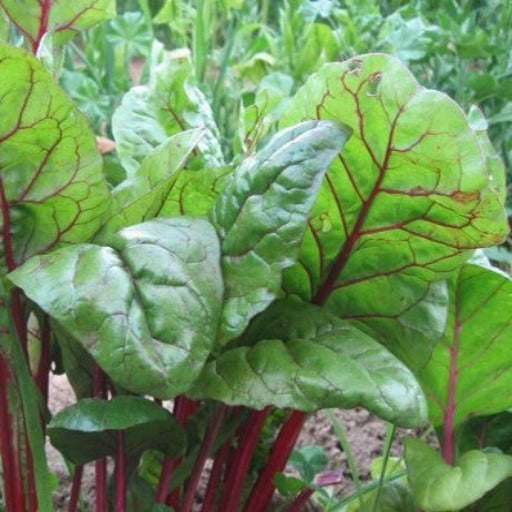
[279,54,508,367]
[49,397,185,464]
[9,218,223,398]
[210,120,350,344]
[405,437,512,511]
[418,263,512,427]
[0,43,110,272]
[190,299,427,427]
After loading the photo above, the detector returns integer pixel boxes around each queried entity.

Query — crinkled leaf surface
[48,397,185,464]
[191,299,427,428]
[210,120,349,344]
[418,263,512,427]
[9,218,223,398]
[0,44,110,271]
[94,129,202,243]
[279,54,507,367]
[158,166,232,218]
[112,44,224,175]
[405,437,512,511]
[0,0,115,48]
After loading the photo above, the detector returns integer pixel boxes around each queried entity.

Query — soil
[48,374,418,511]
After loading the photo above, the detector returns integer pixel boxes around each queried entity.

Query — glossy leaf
[418,263,512,427]
[0,44,110,271]
[279,54,508,367]
[112,43,224,175]
[48,397,185,464]
[9,218,223,398]
[210,120,349,343]
[191,299,427,428]
[94,129,202,243]
[405,437,512,511]
[0,0,116,48]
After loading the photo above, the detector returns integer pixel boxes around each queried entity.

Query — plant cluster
[0,1,511,512]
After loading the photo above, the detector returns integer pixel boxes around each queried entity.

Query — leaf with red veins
[418,263,512,428]
[0,0,115,50]
[280,54,508,368]
[0,44,110,270]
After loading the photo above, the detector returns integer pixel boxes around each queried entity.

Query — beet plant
[0,2,511,512]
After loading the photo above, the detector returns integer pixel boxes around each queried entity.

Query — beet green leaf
[0,0,116,48]
[0,43,110,272]
[405,437,512,512]
[279,54,508,367]
[190,299,427,428]
[210,120,350,344]
[158,165,233,218]
[94,129,203,243]
[112,43,224,175]
[9,218,223,398]
[48,397,185,464]
[418,263,512,427]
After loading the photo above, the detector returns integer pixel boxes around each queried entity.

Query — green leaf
[0,0,116,48]
[236,72,293,153]
[94,129,203,243]
[273,473,306,496]
[459,412,512,455]
[466,478,512,512]
[289,445,328,483]
[106,11,153,57]
[279,54,508,368]
[53,323,94,399]
[210,120,349,344]
[418,263,512,427]
[48,396,185,464]
[0,43,110,270]
[158,166,233,218]
[191,299,427,427]
[405,437,512,511]
[343,482,415,512]
[0,286,53,512]
[112,42,224,175]
[9,218,223,398]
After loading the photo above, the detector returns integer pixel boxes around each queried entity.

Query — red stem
[156,396,198,504]
[286,488,314,512]
[443,321,461,465]
[68,465,83,512]
[220,407,270,511]
[92,365,107,512]
[0,176,28,511]
[114,430,127,512]
[200,440,230,512]
[33,0,52,54]
[244,411,307,512]
[0,360,18,512]
[180,405,227,512]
